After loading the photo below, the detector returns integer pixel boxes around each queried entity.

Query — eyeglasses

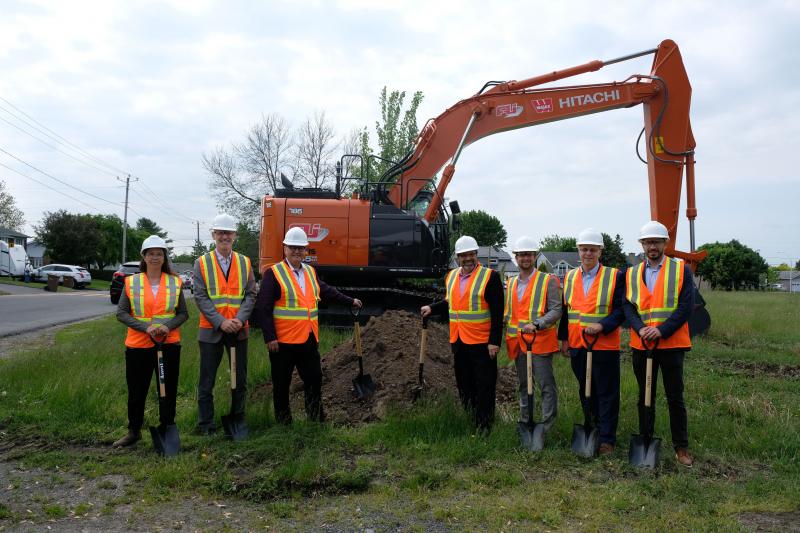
[286,245,306,252]
[515,252,535,257]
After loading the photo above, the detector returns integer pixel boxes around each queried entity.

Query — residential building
[0,227,28,249]
[536,251,580,282]
[778,271,800,292]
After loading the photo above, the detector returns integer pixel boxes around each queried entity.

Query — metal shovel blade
[571,424,600,458]
[352,373,376,400]
[517,421,545,452]
[149,424,180,457]
[221,414,248,441]
[628,433,661,468]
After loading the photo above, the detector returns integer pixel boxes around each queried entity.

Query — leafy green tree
[34,210,102,267]
[539,234,577,252]
[696,240,768,290]
[775,263,792,271]
[0,179,25,230]
[796,259,800,270]
[600,233,628,270]
[92,214,124,270]
[192,239,209,259]
[360,87,424,183]
[453,210,507,248]
[135,217,167,238]
[232,221,260,271]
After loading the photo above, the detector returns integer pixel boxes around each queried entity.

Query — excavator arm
[386,39,705,270]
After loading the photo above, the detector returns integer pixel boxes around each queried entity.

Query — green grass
[0,292,798,529]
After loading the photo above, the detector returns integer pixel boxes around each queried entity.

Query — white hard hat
[141,235,168,254]
[454,235,479,255]
[512,236,538,253]
[211,213,237,232]
[577,228,604,247]
[639,220,669,241]
[283,226,309,246]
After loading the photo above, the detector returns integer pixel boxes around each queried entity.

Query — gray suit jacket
[193,251,258,344]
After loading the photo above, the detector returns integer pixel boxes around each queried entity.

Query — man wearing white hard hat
[557,228,626,456]
[623,220,695,467]
[421,235,504,434]
[255,226,362,424]
[193,214,258,435]
[504,236,562,434]
[113,235,189,448]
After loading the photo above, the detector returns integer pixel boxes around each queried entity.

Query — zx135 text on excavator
[259,39,710,333]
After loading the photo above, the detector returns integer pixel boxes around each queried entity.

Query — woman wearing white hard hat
[113,235,188,449]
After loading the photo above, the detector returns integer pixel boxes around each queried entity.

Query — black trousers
[269,334,324,424]
[452,340,497,431]
[125,344,181,431]
[632,348,689,449]
[569,348,620,445]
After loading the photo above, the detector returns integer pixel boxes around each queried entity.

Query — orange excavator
[260,39,709,332]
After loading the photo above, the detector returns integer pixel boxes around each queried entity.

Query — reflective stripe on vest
[626,256,691,349]
[563,265,620,350]
[272,260,320,321]
[199,252,250,310]
[271,260,321,344]
[626,258,682,326]
[124,273,182,348]
[445,265,491,324]
[564,265,615,327]
[504,270,551,339]
[445,265,492,344]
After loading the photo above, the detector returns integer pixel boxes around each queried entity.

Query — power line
[0,161,101,211]
[0,114,119,178]
[0,146,120,207]
[136,180,197,223]
[0,96,129,176]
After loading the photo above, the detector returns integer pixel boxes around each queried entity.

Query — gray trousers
[197,339,248,429]
[515,352,558,430]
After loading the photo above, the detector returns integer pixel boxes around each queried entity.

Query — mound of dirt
[257,310,520,426]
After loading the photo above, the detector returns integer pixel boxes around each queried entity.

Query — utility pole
[118,174,138,263]
[196,220,200,243]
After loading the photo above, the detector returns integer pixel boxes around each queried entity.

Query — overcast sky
[1,0,798,264]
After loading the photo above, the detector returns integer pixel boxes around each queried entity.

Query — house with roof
[450,245,519,279]
[536,251,580,282]
[0,227,29,249]
[777,271,800,292]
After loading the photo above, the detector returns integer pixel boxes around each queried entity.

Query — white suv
[33,264,92,288]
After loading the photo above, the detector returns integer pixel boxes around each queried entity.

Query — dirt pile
[280,310,519,425]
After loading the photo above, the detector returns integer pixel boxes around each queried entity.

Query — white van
[0,240,30,278]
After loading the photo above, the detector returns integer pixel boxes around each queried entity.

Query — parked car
[32,264,92,288]
[180,270,194,293]
[110,261,141,304]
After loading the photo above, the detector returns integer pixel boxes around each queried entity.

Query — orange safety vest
[271,260,321,344]
[563,265,621,351]
[124,272,182,348]
[626,256,691,350]
[504,270,558,358]
[445,265,492,345]
[197,251,252,330]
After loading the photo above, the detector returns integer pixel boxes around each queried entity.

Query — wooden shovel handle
[584,349,593,399]
[644,356,652,407]
[157,346,166,398]
[354,322,363,357]
[230,344,237,390]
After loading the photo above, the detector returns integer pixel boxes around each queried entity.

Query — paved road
[0,286,115,337]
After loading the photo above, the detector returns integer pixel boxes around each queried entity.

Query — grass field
[0,291,798,530]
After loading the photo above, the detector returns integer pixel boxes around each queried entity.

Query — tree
[294,111,338,189]
[454,210,507,248]
[191,239,208,259]
[0,179,25,230]
[539,234,577,252]
[203,113,293,222]
[92,214,124,270]
[232,221,260,271]
[135,217,167,238]
[600,233,628,270]
[360,87,424,183]
[775,263,792,271]
[796,259,800,270]
[34,210,102,267]
[696,240,768,290]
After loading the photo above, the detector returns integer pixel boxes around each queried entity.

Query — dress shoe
[112,430,141,448]
[675,447,694,467]
[598,443,614,456]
